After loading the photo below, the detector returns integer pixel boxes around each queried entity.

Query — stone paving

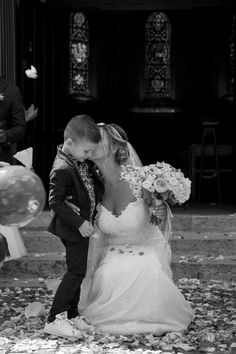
[0,278,235,354]
[1,208,236,353]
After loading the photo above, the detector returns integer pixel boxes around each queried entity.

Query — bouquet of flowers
[121,161,191,241]
[140,161,191,225]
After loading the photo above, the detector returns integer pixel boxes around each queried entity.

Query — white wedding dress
[81,198,193,335]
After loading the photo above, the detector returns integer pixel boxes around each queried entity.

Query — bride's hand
[65,196,80,215]
[142,189,153,207]
[149,201,168,226]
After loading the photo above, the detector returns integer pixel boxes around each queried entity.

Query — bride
[78,123,193,335]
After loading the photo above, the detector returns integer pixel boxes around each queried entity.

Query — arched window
[69,12,89,96]
[145,12,171,98]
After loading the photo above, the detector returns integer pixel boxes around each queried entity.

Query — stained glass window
[69,12,89,96]
[145,12,171,98]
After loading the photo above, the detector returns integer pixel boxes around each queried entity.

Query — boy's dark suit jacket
[0,78,26,163]
[48,148,104,242]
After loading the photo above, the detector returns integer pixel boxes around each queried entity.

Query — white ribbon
[162,201,174,243]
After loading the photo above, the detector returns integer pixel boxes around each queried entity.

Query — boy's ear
[66,138,73,145]
[110,143,118,154]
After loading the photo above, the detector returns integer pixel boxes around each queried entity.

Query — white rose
[142,180,154,192]
[140,170,146,178]
[176,171,182,179]
[143,166,150,172]
[168,177,178,186]
[154,179,169,193]
[156,169,163,177]
[174,183,190,203]
[146,175,155,184]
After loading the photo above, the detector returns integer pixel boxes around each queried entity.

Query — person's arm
[1,86,26,144]
[49,168,86,231]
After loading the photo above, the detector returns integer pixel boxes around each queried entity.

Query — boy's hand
[79,221,95,237]
[65,197,80,215]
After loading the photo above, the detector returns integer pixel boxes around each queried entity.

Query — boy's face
[90,141,109,161]
[68,139,99,162]
[89,129,112,161]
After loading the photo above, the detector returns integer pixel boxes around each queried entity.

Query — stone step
[173,213,236,232]
[0,275,47,288]
[21,210,236,232]
[1,252,235,281]
[20,230,236,256]
[172,230,236,255]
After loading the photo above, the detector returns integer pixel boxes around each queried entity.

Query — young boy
[44,115,104,337]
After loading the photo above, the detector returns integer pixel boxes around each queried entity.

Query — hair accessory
[116,146,130,164]
[97,122,105,126]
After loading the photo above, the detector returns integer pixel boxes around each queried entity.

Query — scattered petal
[24,302,45,318]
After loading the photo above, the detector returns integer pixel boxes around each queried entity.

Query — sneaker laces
[54,318,77,330]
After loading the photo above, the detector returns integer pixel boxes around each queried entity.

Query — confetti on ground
[0,278,235,353]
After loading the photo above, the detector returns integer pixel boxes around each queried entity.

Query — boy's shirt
[48,145,104,240]
[62,148,96,223]
[76,163,96,222]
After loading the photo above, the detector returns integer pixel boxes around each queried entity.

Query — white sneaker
[43,318,81,338]
[73,316,95,332]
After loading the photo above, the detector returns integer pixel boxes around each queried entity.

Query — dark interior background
[17,0,236,204]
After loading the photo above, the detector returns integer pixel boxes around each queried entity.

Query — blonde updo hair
[99,123,130,165]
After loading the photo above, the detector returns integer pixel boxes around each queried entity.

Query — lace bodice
[96,165,166,248]
[97,199,164,246]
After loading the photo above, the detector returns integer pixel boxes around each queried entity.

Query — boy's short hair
[64,115,101,143]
